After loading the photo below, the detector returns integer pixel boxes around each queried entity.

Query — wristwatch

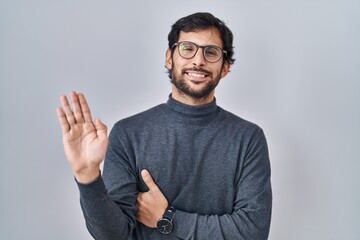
[157,206,176,234]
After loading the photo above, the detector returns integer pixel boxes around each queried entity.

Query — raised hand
[56,91,108,184]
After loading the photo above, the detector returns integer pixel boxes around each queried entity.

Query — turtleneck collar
[165,94,219,124]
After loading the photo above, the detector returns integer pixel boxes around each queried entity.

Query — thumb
[141,169,158,192]
[94,118,107,137]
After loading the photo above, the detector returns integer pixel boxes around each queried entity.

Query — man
[57,12,272,240]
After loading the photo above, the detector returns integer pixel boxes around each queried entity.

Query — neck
[171,85,215,106]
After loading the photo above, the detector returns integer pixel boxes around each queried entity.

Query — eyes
[174,41,226,63]
[180,44,195,52]
[180,42,221,57]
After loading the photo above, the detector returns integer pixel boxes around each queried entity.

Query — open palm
[57,91,108,183]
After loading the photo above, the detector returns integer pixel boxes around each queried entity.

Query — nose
[191,48,206,67]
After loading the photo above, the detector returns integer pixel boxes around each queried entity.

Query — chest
[133,126,244,214]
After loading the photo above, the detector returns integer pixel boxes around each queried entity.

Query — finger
[136,195,142,209]
[141,169,159,192]
[56,107,70,134]
[136,200,142,218]
[70,91,83,124]
[137,192,142,201]
[60,95,76,126]
[78,93,93,123]
[94,118,107,140]
[136,213,143,224]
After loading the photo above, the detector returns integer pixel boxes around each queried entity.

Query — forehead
[178,27,223,47]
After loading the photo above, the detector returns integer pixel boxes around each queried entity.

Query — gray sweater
[77,95,272,240]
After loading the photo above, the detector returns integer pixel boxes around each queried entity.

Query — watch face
[157,218,173,234]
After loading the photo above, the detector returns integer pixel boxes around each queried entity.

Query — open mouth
[183,69,211,82]
[187,72,208,78]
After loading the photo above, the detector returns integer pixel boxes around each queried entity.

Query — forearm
[172,181,272,240]
[173,127,272,239]
[77,175,136,240]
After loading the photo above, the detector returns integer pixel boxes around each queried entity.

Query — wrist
[73,167,100,184]
[157,206,176,235]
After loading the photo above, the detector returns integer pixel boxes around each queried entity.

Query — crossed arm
[57,92,272,239]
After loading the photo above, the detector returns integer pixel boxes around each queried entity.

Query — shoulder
[218,107,269,156]
[217,107,268,146]
[218,107,262,131]
[110,103,167,133]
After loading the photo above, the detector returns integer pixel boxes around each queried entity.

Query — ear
[220,61,231,78]
[165,48,173,70]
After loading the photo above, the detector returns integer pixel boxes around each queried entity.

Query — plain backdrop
[1,0,359,239]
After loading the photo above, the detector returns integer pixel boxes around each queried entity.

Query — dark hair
[168,12,235,65]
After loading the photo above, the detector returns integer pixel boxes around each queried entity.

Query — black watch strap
[163,206,176,220]
[157,206,176,235]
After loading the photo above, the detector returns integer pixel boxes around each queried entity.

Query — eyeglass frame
[171,41,227,63]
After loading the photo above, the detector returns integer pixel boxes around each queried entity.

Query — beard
[169,63,222,99]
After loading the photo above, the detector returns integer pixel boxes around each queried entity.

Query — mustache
[181,67,211,76]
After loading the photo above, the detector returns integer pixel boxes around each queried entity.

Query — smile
[187,72,207,78]
[184,68,211,80]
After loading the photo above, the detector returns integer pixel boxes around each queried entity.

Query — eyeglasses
[172,41,227,63]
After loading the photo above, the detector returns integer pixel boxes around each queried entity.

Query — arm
[57,92,135,240]
[137,129,272,240]
[77,174,136,240]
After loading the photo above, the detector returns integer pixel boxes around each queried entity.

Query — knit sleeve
[77,124,138,240]
[171,128,272,240]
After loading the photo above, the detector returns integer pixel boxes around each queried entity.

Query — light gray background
[1,0,359,239]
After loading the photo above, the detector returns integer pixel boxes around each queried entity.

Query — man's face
[166,27,230,103]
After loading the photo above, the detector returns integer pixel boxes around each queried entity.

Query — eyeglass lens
[178,42,223,63]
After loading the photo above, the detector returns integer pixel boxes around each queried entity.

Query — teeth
[188,73,206,78]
